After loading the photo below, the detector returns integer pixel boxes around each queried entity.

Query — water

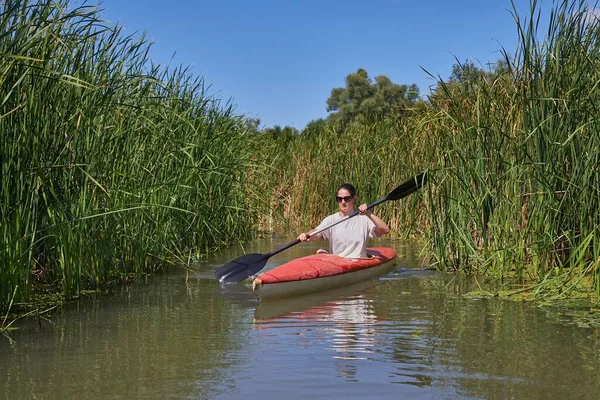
[1,239,599,399]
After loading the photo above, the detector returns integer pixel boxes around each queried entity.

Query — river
[1,239,599,399]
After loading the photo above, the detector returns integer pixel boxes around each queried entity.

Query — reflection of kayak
[253,277,385,321]
[252,247,397,300]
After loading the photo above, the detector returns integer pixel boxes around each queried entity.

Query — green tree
[448,59,486,83]
[243,117,262,133]
[301,118,328,137]
[262,125,299,144]
[326,68,419,131]
[429,59,510,107]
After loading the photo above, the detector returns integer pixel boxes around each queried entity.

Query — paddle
[215,172,428,283]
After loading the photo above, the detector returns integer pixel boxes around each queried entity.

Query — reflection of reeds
[0,0,260,311]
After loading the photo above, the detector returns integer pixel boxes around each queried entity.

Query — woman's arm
[358,204,390,235]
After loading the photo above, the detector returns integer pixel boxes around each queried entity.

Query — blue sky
[95,0,538,129]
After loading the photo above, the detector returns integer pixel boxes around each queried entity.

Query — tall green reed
[423,0,600,297]
[252,0,600,299]
[0,0,260,312]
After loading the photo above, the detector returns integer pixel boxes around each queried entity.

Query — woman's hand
[358,203,371,215]
[359,203,390,235]
[298,232,310,242]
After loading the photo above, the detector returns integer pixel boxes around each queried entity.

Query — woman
[298,183,390,258]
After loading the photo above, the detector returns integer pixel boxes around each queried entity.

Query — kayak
[252,247,397,300]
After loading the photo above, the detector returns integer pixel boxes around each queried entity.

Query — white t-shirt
[313,213,380,258]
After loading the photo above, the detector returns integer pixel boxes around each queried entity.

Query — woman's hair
[337,183,356,197]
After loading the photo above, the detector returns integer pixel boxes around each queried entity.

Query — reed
[254,0,600,299]
[0,0,261,312]
[251,117,429,237]
[406,0,600,297]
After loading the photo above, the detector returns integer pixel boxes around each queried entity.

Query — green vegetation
[325,68,421,131]
[252,0,600,302]
[1,0,599,317]
[0,0,262,313]
[424,0,600,301]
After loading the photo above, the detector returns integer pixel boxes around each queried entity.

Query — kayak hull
[252,247,397,300]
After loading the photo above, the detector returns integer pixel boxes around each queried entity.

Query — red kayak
[252,247,397,300]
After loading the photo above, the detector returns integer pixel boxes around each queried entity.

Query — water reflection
[248,264,600,399]
[0,276,255,400]
[1,240,599,400]
[253,278,385,321]
[252,275,438,387]
[217,282,257,308]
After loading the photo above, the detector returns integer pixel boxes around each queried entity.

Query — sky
[93,0,540,129]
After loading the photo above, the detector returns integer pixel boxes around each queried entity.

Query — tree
[301,118,328,137]
[428,58,511,108]
[243,117,262,133]
[326,68,419,131]
[262,125,299,143]
[448,60,486,83]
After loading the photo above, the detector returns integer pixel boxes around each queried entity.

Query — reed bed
[250,117,429,238]
[0,0,260,312]
[423,0,600,298]
[255,0,600,299]
[2,0,599,315]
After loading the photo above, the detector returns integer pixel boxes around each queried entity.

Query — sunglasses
[335,196,354,203]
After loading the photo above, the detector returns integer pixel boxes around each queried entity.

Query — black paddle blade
[215,253,269,283]
[386,171,428,201]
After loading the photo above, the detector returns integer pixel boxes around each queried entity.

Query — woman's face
[336,188,355,214]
